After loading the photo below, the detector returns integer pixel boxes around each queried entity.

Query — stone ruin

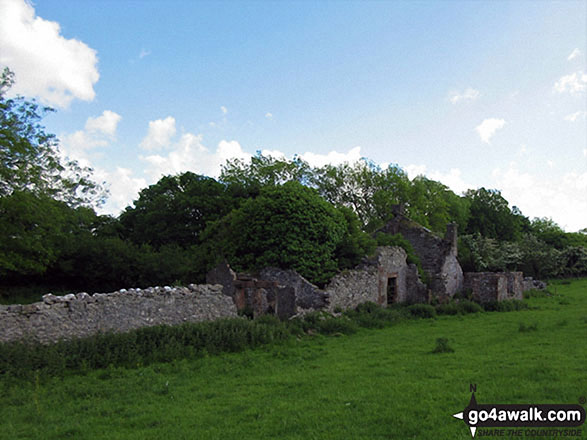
[463,271,524,303]
[0,207,546,344]
[380,204,463,301]
[207,246,426,318]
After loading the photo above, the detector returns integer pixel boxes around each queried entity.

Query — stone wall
[0,284,237,344]
[464,272,526,303]
[463,272,508,303]
[258,267,328,310]
[326,247,427,311]
[504,272,524,300]
[381,206,463,299]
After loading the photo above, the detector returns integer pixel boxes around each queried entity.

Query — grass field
[1,279,586,439]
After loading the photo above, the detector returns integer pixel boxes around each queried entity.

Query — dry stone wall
[0,284,237,344]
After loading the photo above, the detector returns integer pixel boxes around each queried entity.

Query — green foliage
[220,152,312,189]
[408,176,470,234]
[436,299,483,315]
[0,68,105,207]
[333,206,377,270]
[407,304,437,319]
[119,172,240,249]
[482,300,529,312]
[464,188,523,241]
[206,181,347,285]
[458,234,523,272]
[431,337,454,354]
[0,318,291,379]
[313,160,412,231]
[518,322,538,332]
[295,312,359,335]
[344,301,408,328]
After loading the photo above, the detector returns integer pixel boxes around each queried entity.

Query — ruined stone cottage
[380,204,463,301]
[207,245,427,319]
[0,206,544,344]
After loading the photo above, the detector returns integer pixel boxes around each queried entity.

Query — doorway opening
[387,277,397,305]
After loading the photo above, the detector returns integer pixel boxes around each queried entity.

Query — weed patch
[431,337,454,354]
[518,322,538,332]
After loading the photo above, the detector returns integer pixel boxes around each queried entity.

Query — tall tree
[0,68,105,207]
[120,172,240,248]
[464,188,523,241]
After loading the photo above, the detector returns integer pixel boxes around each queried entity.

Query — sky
[0,0,586,231]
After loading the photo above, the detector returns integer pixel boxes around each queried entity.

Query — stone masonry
[381,204,464,300]
[326,246,428,311]
[0,284,237,344]
[463,271,524,303]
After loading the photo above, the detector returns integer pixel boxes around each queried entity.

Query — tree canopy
[0,68,105,207]
[204,181,372,285]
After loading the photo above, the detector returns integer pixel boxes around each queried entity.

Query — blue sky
[1,0,586,231]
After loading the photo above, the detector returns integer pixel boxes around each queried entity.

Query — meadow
[1,278,586,439]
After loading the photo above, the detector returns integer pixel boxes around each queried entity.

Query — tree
[0,68,105,207]
[312,160,411,231]
[119,172,242,248]
[464,188,524,241]
[408,176,469,234]
[220,152,312,191]
[204,181,349,285]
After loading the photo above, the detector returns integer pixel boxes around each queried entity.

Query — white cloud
[475,118,506,144]
[60,110,122,166]
[0,0,99,108]
[141,134,251,181]
[260,149,286,159]
[265,112,273,119]
[406,164,472,195]
[95,167,147,215]
[449,87,480,104]
[493,164,587,232]
[554,71,587,94]
[299,146,362,168]
[139,116,176,150]
[85,110,122,136]
[221,106,228,115]
[564,110,587,122]
[568,48,581,61]
[405,164,427,178]
[139,48,151,59]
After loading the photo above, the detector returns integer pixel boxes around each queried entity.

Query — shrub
[524,289,550,299]
[458,300,484,314]
[407,304,437,319]
[296,311,358,335]
[518,322,538,332]
[483,300,529,312]
[0,317,292,379]
[431,337,454,354]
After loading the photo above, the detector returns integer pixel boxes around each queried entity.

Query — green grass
[1,278,586,439]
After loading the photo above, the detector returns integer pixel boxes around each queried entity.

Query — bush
[523,289,550,299]
[482,300,529,312]
[407,304,437,319]
[436,299,483,316]
[518,322,538,332]
[431,337,454,354]
[295,311,358,335]
[458,300,484,314]
[0,317,291,379]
